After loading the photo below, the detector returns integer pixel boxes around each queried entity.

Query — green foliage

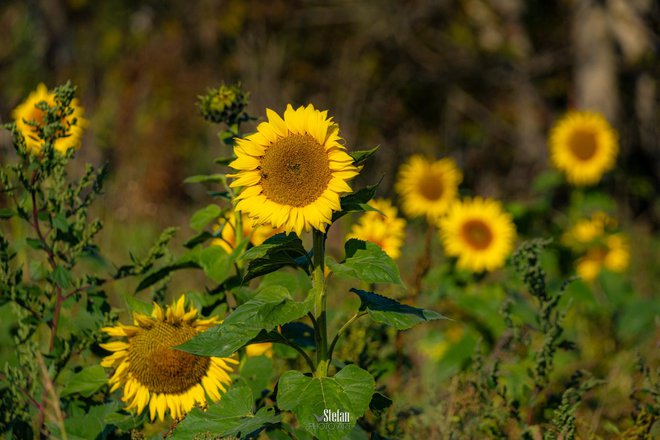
[350,288,446,330]
[170,384,279,439]
[178,285,314,358]
[328,240,403,285]
[0,83,178,438]
[277,365,375,440]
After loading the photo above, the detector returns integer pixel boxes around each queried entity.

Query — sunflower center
[568,129,598,161]
[259,134,332,207]
[128,322,210,394]
[461,219,493,250]
[418,172,444,201]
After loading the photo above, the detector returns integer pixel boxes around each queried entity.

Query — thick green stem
[312,229,328,377]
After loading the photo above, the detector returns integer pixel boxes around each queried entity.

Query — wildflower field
[0,1,658,439]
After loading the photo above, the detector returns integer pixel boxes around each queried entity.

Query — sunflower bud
[197,83,249,125]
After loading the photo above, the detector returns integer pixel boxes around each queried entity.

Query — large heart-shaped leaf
[177,285,313,357]
[277,365,375,440]
[170,384,279,439]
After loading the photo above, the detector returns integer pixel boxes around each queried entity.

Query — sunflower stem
[312,229,328,377]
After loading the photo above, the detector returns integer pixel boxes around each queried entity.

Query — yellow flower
[562,211,616,248]
[11,83,87,154]
[395,155,462,221]
[576,234,630,282]
[245,343,273,358]
[438,197,516,272]
[100,296,237,422]
[213,210,283,254]
[549,111,618,185]
[347,198,406,259]
[229,104,360,235]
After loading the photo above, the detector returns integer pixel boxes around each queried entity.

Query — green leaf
[51,265,72,289]
[25,237,44,250]
[28,260,48,281]
[58,403,117,440]
[0,208,15,219]
[350,288,447,330]
[189,204,222,232]
[184,173,227,184]
[331,184,379,222]
[170,384,280,439]
[60,365,108,397]
[183,230,214,248]
[241,233,309,282]
[178,285,314,357]
[197,245,233,284]
[52,213,69,232]
[369,392,393,413]
[349,146,379,166]
[240,355,275,396]
[277,365,375,440]
[215,156,236,165]
[124,294,153,315]
[328,240,403,286]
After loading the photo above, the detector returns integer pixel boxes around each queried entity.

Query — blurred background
[1,0,658,234]
[1,1,659,436]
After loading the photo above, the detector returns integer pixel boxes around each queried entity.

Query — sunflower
[212,210,283,254]
[438,197,516,272]
[576,234,630,282]
[229,104,360,235]
[562,211,616,249]
[11,83,87,154]
[549,111,618,185]
[347,198,406,259]
[100,296,237,422]
[395,155,462,221]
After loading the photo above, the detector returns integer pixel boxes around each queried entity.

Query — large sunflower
[100,296,237,422]
[347,198,406,259]
[229,104,359,235]
[395,156,462,221]
[549,111,618,185]
[438,197,516,272]
[11,83,87,154]
[213,210,283,254]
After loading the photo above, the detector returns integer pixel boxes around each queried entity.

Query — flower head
[11,83,87,154]
[395,156,462,221]
[562,211,617,249]
[100,296,237,422]
[438,197,516,272]
[549,111,618,185]
[576,234,630,281]
[229,104,359,235]
[347,198,406,259]
[198,83,249,125]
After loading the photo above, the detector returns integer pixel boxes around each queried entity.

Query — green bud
[197,83,249,125]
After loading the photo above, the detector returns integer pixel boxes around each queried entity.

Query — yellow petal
[99,341,129,352]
